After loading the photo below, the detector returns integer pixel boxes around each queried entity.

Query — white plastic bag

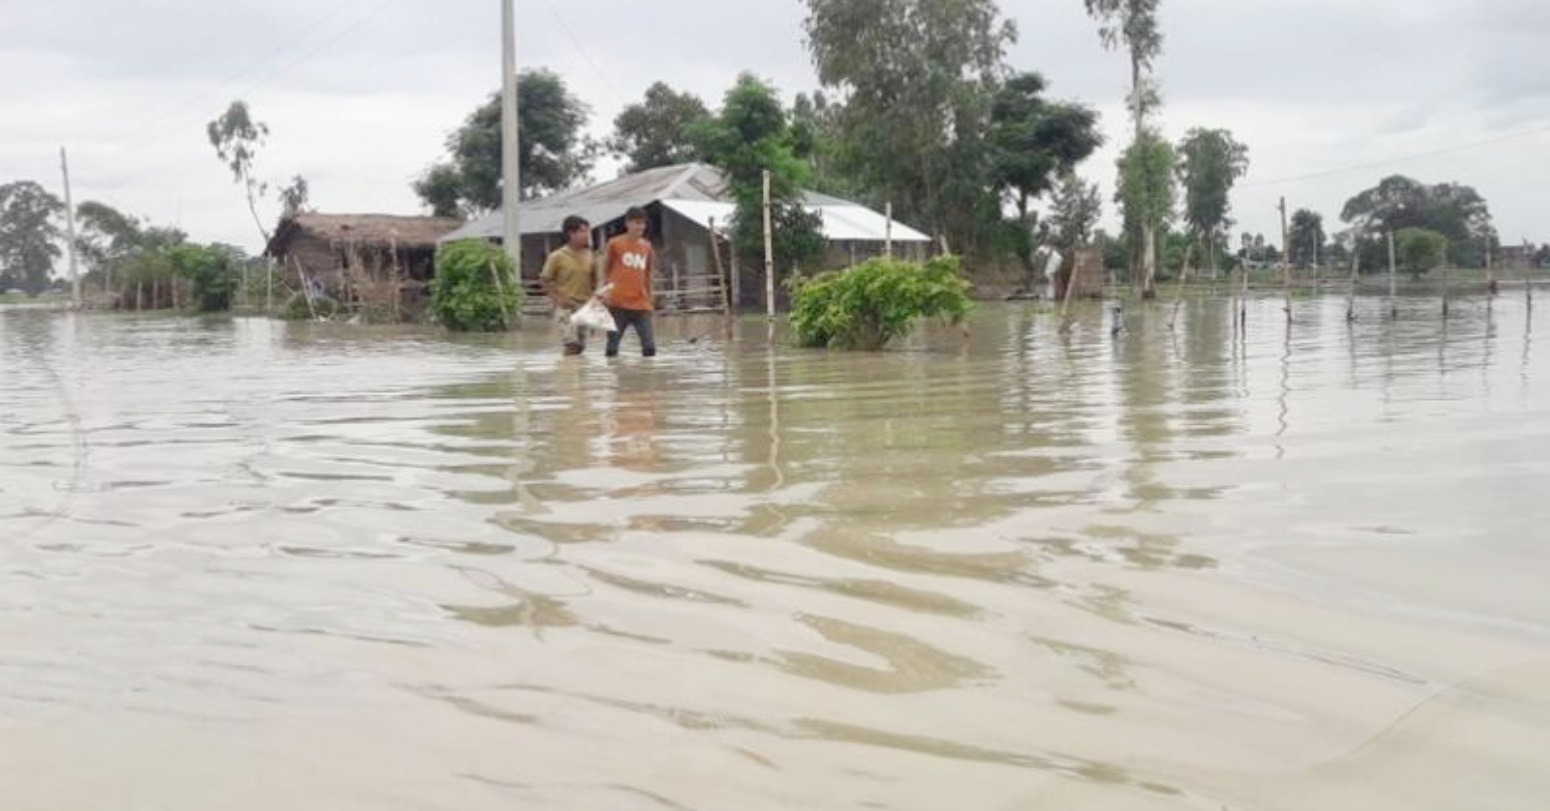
[570,297,617,333]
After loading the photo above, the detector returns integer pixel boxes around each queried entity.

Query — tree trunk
[1130,51,1157,299]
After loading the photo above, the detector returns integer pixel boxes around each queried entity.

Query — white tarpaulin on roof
[661,199,931,243]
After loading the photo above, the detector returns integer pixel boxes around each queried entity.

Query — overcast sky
[3,0,1547,257]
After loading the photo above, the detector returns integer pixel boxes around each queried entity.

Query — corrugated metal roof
[438,163,930,245]
[660,199,931,243]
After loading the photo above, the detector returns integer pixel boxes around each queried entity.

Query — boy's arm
[646,248,655,305]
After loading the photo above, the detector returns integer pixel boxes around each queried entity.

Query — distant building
[440,163,932,312]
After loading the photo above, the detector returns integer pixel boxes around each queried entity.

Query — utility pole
[60,148,82,308]
[500,0,521,277]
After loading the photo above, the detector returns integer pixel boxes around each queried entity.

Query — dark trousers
[606,307,656,357]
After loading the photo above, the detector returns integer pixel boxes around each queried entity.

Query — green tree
[1288,209,1325,268]
[1395,228,1448,278]
[1047,171,1103,250]
[1114,129,1176,294]
[414,69,595,216]
[692,73,826,278]
[1084,0,1165,291]
[802,0,1015,256]
[1340,175,1495,269]
[790,91,856,198]
[75,200,142,288]
[609,82,710,173]
[0,180,64,295]
[208,100,273,242]
[278,175,311,217]
[988,72,1103,269]
[168,243,241,311]
[1175,128,1248,277]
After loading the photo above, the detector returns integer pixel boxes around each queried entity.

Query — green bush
[1395,227,1449,279]
[788,255,975,350]
[431,240,520,332]
[166,244,241,311]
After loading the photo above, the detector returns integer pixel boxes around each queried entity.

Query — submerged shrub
[431,240,520,332]
[788,255,975,350]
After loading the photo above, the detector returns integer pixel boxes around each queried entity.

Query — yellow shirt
[540,246,595,307]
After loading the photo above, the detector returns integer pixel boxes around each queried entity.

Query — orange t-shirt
[604,235,654,311]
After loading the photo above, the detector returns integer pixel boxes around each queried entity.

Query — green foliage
[1340,175,1495,268]
[989,73,1103,219]
[207,100,273,241]
[802,0,1015,257]
[789,91,855,199]
[415,70,595,216]
[609,82,711,173]
[1288,209,1325,268]
[278,175,310,217]
[1084,0,1166,290]
[1115,129,1176,286]
[692,73,826,275]
[1395,228,1448,279]
[431,240,519,332]
[1085,0,1164,74]
[282,290,339,320]
[167,244,240,311]
[0,180,64,295]
[1175,128,1248,273]
[788,255,975,351]
[1048,171,1103,250]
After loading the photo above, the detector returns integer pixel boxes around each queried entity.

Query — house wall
[277,232,438,313]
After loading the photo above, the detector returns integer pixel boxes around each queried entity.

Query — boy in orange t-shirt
[601,207,656,358]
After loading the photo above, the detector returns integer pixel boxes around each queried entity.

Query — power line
[1242,122,1550,189]
[115,0,403,158]
[112,0,368,153]
[232,0,405,100]
[540,0,628,108]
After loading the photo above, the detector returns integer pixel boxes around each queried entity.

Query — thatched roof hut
[265,213,464,317]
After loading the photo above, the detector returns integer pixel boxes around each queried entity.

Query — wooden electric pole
[60,148,82,308]
[500,0,521,277]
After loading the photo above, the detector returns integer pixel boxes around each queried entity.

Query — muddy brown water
[2,295,1547,810]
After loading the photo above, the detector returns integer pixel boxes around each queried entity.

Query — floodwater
[1,295,1547,811]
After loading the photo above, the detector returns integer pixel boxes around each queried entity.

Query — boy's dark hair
[624,206,648,223]
[562,215,589,234]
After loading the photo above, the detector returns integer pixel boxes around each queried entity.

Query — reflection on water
[2,296,1548,811]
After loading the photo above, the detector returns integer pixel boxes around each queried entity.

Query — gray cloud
[1,0,1544,254]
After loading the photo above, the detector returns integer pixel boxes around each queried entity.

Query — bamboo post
[1170,245,1195,332]
[390,238,403,322]
[291,256,320,320]
[708,216,731,320]
[762,170,775,321]
[1346,234,1361,322]
[1058,250,1080,335]
[1279,197,1292,324]
[1526,239,1535,310]
[1486,238,1497,298]
[488,258,513,329]
[1388,230,1398,318]
[1442,261,1451,318]
[730,251,742,311]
